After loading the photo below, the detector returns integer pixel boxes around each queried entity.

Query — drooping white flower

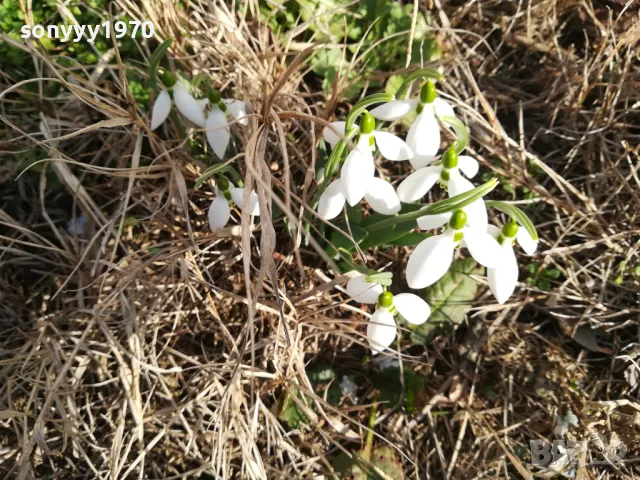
[208,179,260,232]
[406,210,504,289]
[224,99,249,126]
[340,138,375,206]
[205,108,230,160]
[368,306,397,354]
[486,221,538,304]
[366,291,431,354]
[346,274,384,304]
[318,177,401,220]
[398,147,487,229]
[324,112,411,206]
[173,83,207,127]
[204,92,250,159]
[323,119,413,162]
[150,89,172,130]
[370,81,455,169]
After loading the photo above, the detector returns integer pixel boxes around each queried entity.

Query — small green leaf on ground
[331,447,404,479]
[374,367,424,413]
[278,391,308,429]
[411,258,482,344]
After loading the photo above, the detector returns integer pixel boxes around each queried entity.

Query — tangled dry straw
[1,0,639,478]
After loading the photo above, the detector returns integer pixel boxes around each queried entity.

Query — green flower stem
[362,403,377,462]
[440,116,468,153]
[345,93,394,131]
[485,200,538,240]
[366,178,498,232]
[395,67,445,100]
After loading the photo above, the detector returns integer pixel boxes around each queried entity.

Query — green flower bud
[217,176,230,192]
[502,220,519,238]
[159,70,176,88]
[442,147,459,169]
[420,80,437,104]
[208,88,222,104]
[449,210,467,230]
[378,291,394,308]
[359,112,375,135]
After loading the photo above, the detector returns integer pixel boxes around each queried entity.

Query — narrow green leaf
[387,231,432,247]
[440,116,468,153]
[485,200,538,241]
[345,93,394,131]
[194,164,228,190]
[396,67,445,99]
[366,178,498,232]
[147,38,173,91]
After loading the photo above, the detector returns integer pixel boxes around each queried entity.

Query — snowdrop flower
[398,147,487,229]
[149,72,208,130]
[204,89,249,159]
[173,82,207,128]
[317,176,401,220]
[367,291,431,354]
[324,112,411,206]
[150,89,172,130]
[150,71,178,131]
[208,177,260,232]
[486,220,539,304]
[406,210,504,289]
[323,114,413,162]
[370,81,454,169]
[345,274,385,304]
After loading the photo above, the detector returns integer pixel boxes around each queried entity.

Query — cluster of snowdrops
[149,68,539,355]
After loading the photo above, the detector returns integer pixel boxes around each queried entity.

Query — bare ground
[1,0,639,478]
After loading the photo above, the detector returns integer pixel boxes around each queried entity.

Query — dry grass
[0,0,639,478]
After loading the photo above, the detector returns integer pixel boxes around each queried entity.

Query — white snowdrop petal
[150,90,172,130]
[487,224,502,239]
[340,145,374,206]
[396,166,441,203]
[458,155,479,178]
[224,99,248,126]
[406,108,440,159]
[417,211,451,230]
[406,231,455,289]
[372,131,413,161]
[463,227,504,268]
[173,83,207,127]
[516,227,539,255]
[230,187,260,215]
[409,154,437,170]
[394,293,431,325]
[488,243,519,304]
[448,172,488,229]
[346,275,383,304]
[433,97,455,119]
[208,195,230,231]
[205,108,231,159]
[197,98,210,110]
[323,121,347,149]
[318,179,346,220]
[364,177,401,215]
[367,308,397,354]
[369,99,418,121]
